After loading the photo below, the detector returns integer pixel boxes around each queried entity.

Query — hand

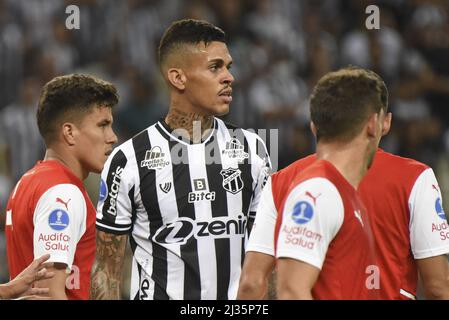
[6,254,55,299]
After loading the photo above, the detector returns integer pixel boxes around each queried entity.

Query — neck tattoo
[165,109,214,143]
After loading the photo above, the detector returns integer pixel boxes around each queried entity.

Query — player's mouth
[218,88,232,103]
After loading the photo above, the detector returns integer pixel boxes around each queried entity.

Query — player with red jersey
[271,67,388,299]
[238,76,449,300]
[266,67,388,299]
[5,74,118,299]
[239,148,449,299]
[359,149,449,299]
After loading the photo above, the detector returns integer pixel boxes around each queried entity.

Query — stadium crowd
[1,0,449,295]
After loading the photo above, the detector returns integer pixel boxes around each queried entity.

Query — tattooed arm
[90,231,127,300]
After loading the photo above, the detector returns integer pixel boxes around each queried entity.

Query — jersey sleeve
[409,168,449,259]
[33,184,86,269]
[276,178,344,270]
[246,177,276,256]
[248,135,272,218]
[96,148,134,235]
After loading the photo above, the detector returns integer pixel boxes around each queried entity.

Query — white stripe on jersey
[187,143,217,299]
[219,124,244,299]
[150,127,185,299]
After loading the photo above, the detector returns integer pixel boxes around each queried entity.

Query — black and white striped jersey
[96,118,271,300]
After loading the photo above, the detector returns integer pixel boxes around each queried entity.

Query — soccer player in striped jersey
[5,74,118,299]
[90,19,271,300]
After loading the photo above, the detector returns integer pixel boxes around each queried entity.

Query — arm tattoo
[90,231,127,300]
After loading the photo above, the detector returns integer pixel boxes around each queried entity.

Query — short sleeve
[33,184,86,269]
[96,148,134,234]
[246,177,276,256]
[276,178,344,270]
[248,136,272,216]
[409,168,449,259]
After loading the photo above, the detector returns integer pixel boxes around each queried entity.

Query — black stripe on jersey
[132,131,169,300]
[240,135,254,216]
[169,140,202,299]
[205,133,230,300]
[129,186,137,232]
[102,149,127,224]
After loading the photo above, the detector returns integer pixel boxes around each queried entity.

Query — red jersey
[274,159,377,299]
[5,160,96,300]
[358,149,449,299]
[247,149,449,299]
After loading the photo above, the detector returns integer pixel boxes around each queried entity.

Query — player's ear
[366,112,379,138]
[310,121,317,137]
[382,112,392,136]
[61,122,77,146]
[167,68,186,90]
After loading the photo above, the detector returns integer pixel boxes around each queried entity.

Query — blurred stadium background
[1,0,449,298]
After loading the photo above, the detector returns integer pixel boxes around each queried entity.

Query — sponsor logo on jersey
[140,279,150,300]
[153,215,246,245]
[304,191,321,205]
[140,146,170,170]
[220,168,244,194]
[56,197,71,210]
[435,197,446,220]
[48,209,70,231]
[432,221,449,241]
[281,224,322,250]
[222,138,249,163]
[106,166,123,216]
[159,182,172,194]
[291,201,313,224]
[188,178,216,203]
[354,210,364,227]
[98,179,108,202]
[38,233,70,251]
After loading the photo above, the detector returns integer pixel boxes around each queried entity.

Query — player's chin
[213,103,230,116]
[91,162,105,174]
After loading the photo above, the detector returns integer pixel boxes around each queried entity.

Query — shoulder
[216,118,263,142]
[374,149,429,174]
[273,155,316,182]
[363,150,430,192]
[287,177,342,206]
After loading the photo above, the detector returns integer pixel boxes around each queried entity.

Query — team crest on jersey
[140,146,170,170]
[48,209,69,231]
[291,201,314,224]
[222,138,249,163]
[220,168,244,194]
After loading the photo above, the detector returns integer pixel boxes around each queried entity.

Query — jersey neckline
[156,117,218,146]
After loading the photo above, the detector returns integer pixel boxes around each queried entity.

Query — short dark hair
[158,19,226,67]
[37,74,118,145]
[310,66,388,142]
